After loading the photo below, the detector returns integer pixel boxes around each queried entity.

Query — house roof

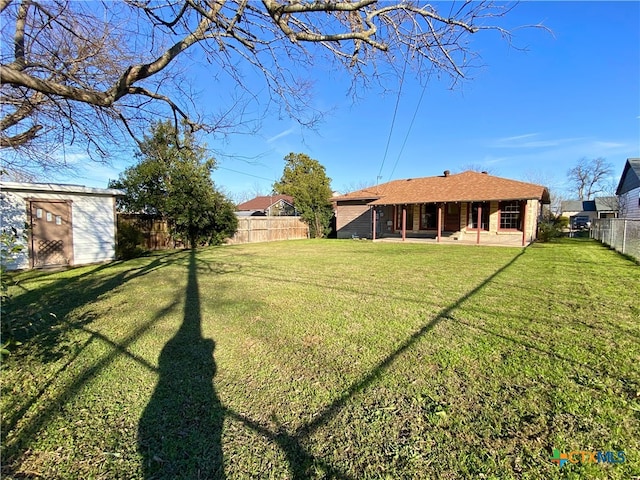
[236,194,294,211]
[333,171,550,205]
[560,197,619,214]
[594,196,618,212]
[615,158,640,195]
[561,200,596,213]
[0,181,123,196]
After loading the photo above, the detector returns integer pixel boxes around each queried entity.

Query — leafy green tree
[109,121,237,247]
[273,153,333,238]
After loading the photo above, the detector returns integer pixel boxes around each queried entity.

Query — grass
[1,237,639,479]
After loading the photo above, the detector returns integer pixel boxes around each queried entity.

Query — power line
[376,54,409,184]
[388,72,431,181]
[215,166,275,182]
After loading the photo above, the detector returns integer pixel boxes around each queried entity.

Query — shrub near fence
[227,216,309,244]
[591,218,640,261]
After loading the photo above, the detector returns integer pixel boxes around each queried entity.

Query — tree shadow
[4,250,186,364]
[1,250,190,470]
[137,249,225,479]
[222,249,531,479]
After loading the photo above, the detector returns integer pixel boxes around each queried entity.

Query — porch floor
[373,233,529,247]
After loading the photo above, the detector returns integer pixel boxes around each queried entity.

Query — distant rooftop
[236,194,294,211]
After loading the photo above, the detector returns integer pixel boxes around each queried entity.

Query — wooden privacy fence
[117,214,176,250]
[226,216,309,244]
[118,214,308,249]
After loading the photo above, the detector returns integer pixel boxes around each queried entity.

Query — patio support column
[476,205,482,245]
[437,203,442,242]
[372,208,377,241]
[521,200,527,246]
[402,207,407,241]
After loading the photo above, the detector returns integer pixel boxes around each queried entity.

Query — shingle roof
[333,171,550,205]
[236,195,294,211]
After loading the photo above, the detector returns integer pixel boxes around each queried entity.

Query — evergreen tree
[273,153,333,238]
[109,121,237,247]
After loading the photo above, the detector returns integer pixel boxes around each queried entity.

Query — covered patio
[333,171,550,246]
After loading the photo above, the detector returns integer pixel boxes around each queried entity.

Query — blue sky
[56,1,639,200]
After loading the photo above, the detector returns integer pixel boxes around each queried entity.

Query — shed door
[30,200,73,267]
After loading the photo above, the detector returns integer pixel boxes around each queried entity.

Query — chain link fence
[591,218,640,262]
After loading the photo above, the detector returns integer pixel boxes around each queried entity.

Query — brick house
[333,170,550,246]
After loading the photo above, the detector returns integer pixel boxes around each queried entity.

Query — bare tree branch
[0,0,528,178]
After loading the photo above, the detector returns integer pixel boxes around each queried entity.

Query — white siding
[71,195,117,265]
[0,191,30,269]
[620,187,640,219]
[0,186,118,269]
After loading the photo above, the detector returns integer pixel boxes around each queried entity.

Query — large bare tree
[567,157,613,200]
[1,0,519,178]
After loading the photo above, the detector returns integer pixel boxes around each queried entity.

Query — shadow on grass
[6,245,573,478]
[220,249,530,479]
[3,248,242,478]
[4,250,186,363]
[1,251,190,473]
[137,249,225,479]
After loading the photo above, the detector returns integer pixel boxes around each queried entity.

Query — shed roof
[236,195,294,211]
[333,171,550,205]
[0,181,123,196]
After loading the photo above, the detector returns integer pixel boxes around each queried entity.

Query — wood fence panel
[117,214,174,250]
[118,214,308,248]
[226,216,309,245]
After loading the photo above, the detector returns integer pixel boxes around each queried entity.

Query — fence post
[622,219,627,255]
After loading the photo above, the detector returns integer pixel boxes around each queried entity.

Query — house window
[395,205,414,230]
[420,204,437,229]
[36,208,43,219]
[499,201,522,230]
[469,202,489,230]
[46,212,52,222]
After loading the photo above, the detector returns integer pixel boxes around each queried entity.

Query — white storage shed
[0,182,122,270]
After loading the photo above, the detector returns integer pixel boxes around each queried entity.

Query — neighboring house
[236,195,296,216]
[0,182,122,270]
[560,197,618,229]
[333,170,550,246]
[615,158,640,219]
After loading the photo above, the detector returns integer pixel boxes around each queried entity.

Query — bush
[0,228,44,356]
[116,222,146,259]
[537,213,564,242]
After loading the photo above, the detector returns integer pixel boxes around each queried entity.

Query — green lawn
[1,238,639,479]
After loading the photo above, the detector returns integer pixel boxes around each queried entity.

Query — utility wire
[216,165,274,182]
[387,71,431,181]
[376,53,409,185]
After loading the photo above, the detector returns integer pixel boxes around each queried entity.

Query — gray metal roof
[561,200,596,212]
[0,181,123,196]
[594,196,619,212]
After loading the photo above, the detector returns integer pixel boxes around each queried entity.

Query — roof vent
[443,170,450,177]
